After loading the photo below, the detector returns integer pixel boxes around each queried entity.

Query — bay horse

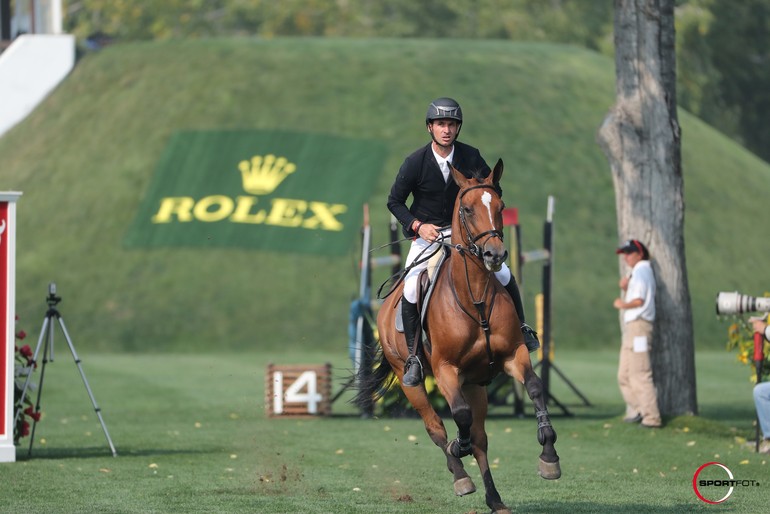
[355,159,560,514]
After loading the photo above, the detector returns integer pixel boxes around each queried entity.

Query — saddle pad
[394,245,449,333]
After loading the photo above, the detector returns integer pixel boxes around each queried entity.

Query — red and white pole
[1,191,22,463]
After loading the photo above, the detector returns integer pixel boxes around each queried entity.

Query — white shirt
[432,146,455,183]
[623,260,656,323]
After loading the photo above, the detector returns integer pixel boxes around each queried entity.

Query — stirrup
[521,323,540,353]
[402,355,423,387]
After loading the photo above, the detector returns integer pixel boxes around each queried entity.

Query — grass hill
[0,37,768,353]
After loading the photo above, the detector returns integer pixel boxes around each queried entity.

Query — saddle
[395,245,450,354]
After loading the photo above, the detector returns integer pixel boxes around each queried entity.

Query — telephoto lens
[716,292,770,315]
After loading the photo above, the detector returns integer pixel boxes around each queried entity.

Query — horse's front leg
[434,365,474,460]
[399,383,476,496]
[504,347,561,480]
[464,383,510,514]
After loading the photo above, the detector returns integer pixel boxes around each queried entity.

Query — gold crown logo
[238,154,296,195]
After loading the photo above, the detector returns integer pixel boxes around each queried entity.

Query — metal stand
[14,284,117,457]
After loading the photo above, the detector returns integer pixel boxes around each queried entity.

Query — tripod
[14,284,117,457]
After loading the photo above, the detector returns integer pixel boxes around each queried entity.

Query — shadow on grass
[511,502,704,513]
[15,446,218,461]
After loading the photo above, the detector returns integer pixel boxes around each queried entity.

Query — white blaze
[481,191,494,226]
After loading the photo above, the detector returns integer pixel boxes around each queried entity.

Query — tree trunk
[597,0,697,416]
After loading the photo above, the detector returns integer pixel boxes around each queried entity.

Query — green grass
[1,349,766,513]
[0,38,768,353]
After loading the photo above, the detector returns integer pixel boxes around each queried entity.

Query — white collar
[432,145,454,163]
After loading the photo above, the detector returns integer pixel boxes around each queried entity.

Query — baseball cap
[616,239,648,258]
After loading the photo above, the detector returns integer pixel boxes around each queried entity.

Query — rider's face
[428,119,459,147]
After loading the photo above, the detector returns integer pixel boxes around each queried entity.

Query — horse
[355,159,560,514]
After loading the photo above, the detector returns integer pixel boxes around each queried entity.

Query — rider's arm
[387,157,420,236]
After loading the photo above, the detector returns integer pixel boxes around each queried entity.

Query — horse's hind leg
[505,349,561,480]
[400,385,476,496]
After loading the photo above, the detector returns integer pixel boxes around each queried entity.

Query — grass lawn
[1,348,765,513]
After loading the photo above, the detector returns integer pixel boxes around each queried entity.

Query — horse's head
[450,159,508,272]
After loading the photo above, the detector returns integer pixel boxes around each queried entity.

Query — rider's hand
[417,223,440,241]
[751,318,768,335]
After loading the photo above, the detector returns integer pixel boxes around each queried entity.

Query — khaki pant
[618,319,661,426]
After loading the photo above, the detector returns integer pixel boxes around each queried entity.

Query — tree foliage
[706,0,770,160]
[62,1,770,159]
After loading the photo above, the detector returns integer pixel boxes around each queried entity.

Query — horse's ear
[492,158,504,185]
[449,163,468,188]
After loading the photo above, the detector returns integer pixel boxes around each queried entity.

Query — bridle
[452,183,506,377]
[457,184,505,260]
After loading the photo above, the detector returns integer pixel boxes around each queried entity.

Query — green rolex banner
[124,130,387,256]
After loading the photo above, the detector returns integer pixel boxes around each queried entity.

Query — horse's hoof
[492,508,512,514]
[538,457,561,480]
[453,477,476,496]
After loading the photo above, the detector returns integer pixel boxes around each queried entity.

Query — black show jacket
[387,141,496,238]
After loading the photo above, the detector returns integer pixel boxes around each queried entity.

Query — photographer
[751,317,770,453]
[612,239,662,428]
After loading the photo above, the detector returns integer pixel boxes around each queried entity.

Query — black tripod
[14,284,117,457]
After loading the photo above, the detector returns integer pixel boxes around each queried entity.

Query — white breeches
[402,229,511,304]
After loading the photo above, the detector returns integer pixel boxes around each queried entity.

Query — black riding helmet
[425,97,463,125]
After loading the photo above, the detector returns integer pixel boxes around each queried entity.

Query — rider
[387,97,540,387]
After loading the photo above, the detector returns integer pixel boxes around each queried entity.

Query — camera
[716,291,770,315]
[46,281,61,306]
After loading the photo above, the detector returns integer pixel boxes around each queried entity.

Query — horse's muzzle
[483,247,508,272]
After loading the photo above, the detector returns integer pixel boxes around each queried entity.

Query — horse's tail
[352,345,396,412]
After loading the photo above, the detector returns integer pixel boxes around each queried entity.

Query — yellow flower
[424,376,436,394]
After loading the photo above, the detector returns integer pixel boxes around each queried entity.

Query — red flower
[16,330,26,340]
[24,406,41,422]
[21,420,30,437]
[18,344,35,367]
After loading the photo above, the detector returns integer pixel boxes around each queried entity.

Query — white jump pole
[1,191,22,463]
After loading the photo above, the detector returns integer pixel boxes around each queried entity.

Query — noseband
[458,184,504,259]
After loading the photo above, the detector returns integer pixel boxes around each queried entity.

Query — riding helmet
[426,97,463,125]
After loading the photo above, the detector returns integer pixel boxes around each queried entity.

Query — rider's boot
[503,277,540,353]
[401,298,423,387]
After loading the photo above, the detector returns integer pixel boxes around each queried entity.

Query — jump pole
[334,207,400,415]
[499,196,589,417]
[533,196,591,414]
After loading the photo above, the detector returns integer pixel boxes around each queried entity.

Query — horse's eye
[463,206,473,215]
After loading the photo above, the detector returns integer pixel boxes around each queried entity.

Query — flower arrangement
[378,372,449,417]
[726,308,770,384]
[13,317,40,444]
